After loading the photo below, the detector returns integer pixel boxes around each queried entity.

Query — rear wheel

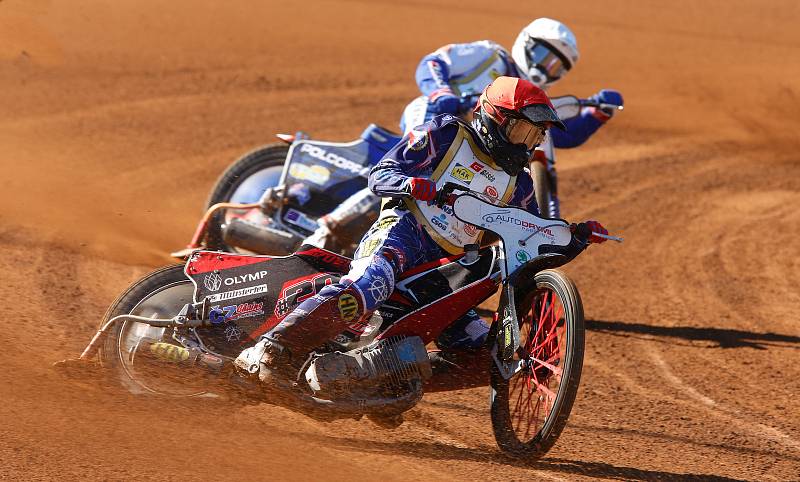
[205,144,288,251]
[98,265,208,397]
[532,161,552,218]
[490,269,585,459]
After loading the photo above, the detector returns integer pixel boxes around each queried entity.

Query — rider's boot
[236,284,368,387]
[234,336,293,388]
[424,348,492,392]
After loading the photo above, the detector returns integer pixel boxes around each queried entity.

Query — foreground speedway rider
[304,17,622,248]
[236,77,609,397]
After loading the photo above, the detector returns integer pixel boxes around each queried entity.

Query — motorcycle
[176,96,620,259]
[61,184,621,459]
[174,123,403,258]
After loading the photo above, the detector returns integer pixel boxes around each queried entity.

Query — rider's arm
[369,119,459,197]
[415,45,454,98]
[549,112,605,149]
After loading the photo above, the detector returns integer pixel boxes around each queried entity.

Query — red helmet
[472,76,565,175]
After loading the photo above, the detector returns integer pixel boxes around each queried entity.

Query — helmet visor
[504,117,547,150]
[526,42,567,82]
[519,103,566,131]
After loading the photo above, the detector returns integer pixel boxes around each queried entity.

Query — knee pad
[343,254,396,312]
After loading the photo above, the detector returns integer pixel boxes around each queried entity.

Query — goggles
[503,117,547,150]
[526,42,567,82]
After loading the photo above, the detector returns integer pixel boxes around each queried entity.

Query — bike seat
[360,124,403,153]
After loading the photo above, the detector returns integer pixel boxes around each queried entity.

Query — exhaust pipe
[223,218,300,255]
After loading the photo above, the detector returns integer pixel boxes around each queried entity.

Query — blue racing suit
[267,115,540,373]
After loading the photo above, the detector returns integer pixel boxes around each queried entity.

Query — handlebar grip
[434,182,466,208]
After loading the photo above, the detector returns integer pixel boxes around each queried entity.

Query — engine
[304,336,432,399]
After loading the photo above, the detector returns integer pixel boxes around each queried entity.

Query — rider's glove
[406,177,437,202]
[586,220,609,244]
[586,89,624,122]
[428,87,460,114]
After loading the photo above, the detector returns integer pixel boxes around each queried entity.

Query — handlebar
[580,98,624,112]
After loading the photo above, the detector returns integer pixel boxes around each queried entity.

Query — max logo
[450,163,475,184]
[338,294,359,322]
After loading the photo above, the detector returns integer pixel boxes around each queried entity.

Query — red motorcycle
[62,184,620,459]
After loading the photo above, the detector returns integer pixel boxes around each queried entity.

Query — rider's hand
[586,220,609,243]
[428,87,460,114]
[586,89,624,122]
[406,177,437,202]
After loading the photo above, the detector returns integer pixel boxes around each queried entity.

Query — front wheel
[490,269,585,459]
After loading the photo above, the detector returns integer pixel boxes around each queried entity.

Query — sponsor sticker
[515,250,531,264]
[299,143,369,177]
[374,215,399,231]
[288,163,330,185]
[284,208,320,232]
[482,211,554,237]
[407,128,429,151]
[204,272,222,291]
[470,161,484,172]
[224,325,243,342]
[484,185,499,199]
[338,294,359,322]
[430,213,449,230]
[358,237,383,258]
[210,301,265,324]
[450,163,475,184]
[463,223,478,237]
[207,284,268,303]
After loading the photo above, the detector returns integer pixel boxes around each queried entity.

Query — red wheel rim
[508,287,567,441]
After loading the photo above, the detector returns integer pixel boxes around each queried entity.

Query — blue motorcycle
[176,124,402,258]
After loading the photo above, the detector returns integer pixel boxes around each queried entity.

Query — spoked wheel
[204,143,288,252]
[490,269,585,459]
[98,265,212,397]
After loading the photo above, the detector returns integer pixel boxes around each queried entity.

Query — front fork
[491,281,525,380]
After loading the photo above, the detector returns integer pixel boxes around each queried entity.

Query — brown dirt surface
[2,0,799,480]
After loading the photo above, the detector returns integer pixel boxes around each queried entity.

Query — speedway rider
[237,77,609,395]
[304,17,623,249]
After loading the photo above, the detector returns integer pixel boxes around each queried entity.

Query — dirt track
[2,0,799,479]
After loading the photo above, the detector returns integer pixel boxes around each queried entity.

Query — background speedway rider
[236,77,609,401]
[303,17,623,250]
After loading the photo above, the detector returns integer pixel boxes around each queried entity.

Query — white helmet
[512,18,579,88]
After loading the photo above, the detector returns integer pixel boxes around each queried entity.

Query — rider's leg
[236,210,436,380]
[424,309,493,392]
[263,252,396,360]
[302,187,380,249]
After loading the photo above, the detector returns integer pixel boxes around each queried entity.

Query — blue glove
[588,89,624,119]
[428,87,460,115]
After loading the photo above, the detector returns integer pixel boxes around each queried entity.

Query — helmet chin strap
[471,117,529,176]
